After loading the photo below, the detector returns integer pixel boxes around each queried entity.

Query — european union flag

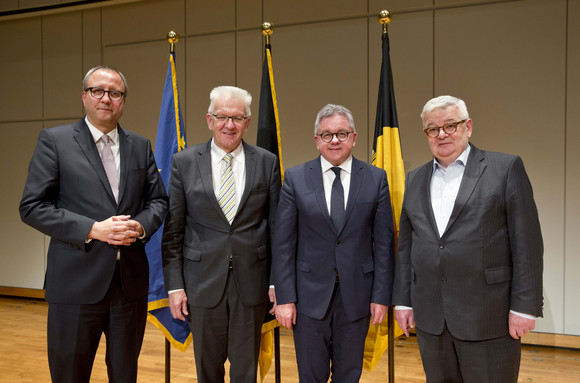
[146,52,191,351]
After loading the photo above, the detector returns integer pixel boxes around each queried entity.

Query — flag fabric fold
[146,52,192,352]
[256,42,284,382]
[363,30,405,372]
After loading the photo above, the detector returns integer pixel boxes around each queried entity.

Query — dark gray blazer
[162,140,280,308]
[273,156,395,321]
[19,118,168,304]
[392,144,543,341]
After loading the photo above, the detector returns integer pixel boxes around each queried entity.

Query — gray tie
[330,167,345,231]
[218,153,236,224]
[101,135,119,202]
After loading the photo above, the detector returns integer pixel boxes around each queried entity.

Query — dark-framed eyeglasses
[317,130,354,143]
[423,119,467,138]
[212,114,248,126]
[85,87,125,102]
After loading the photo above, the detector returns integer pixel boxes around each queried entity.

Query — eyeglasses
[423,120,467,138]
[317,130,354,143]
[212,114,248,126]
[85,87,125,102]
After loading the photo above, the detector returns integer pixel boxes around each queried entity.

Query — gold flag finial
[167,31,180,53]
[261,22,273,45]
[378,10,391,34]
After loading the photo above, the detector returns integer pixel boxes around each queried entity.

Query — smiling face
[82,69,126,133]
[206,97,249,153]
[423,106,472,168]
[314,114,357,166]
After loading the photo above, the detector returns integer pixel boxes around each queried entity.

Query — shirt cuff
[510,310,536,320]
[395,305,413,310]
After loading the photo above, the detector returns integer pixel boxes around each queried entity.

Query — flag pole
[164,31,179,383]
[261,21,281,383]
[379,11,396,383]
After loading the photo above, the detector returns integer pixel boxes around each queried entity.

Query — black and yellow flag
[364,27,405,372]
[257,43,284,180]
[256,40,283,382]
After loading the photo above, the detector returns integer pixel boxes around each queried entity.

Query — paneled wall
[1,0,578,336]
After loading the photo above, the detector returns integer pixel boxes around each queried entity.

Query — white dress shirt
[210,139,246,219]
[320,155,352,214]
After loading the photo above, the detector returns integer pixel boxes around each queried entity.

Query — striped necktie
[218,153,236,224]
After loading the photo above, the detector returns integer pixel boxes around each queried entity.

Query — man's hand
[268,287,277,315]
[275,303,297,330]
[509,312,535,339]
[88,215,143,246]
[395,308,414,337]
[168,290,189,321]
[370,303,388,325]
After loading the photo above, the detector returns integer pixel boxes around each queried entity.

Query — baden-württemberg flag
[256,41,283,382]
[145,52,191,351]
[364,28,405,372]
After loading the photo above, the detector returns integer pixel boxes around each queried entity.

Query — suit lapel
[73,119,117,205]
[415,162,440,238]
[117,126,132,204]
[443,145,486,236]
[308,157,332,228]
[197,141,226,222]
[238,141,255,212]
[342,157,364,234]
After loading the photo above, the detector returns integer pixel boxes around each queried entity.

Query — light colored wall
[0,0,578,336]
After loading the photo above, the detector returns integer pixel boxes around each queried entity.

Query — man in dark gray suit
[273,104,395,382]
[393,95,543,382]
[19,65,168,382]
[162,86,281,383]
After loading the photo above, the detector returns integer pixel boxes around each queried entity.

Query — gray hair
[208,86,252,117]
[420,95,469,122]
[314,104,356,135]
[82,65,128,97]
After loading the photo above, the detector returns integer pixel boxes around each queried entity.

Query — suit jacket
[392,144,543,341]
[273,156,395,322]
[162,140,281,308]
[19,118,168,304]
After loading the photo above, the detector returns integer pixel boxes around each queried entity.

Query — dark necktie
[101,135,119,202]
[330,167,345,231]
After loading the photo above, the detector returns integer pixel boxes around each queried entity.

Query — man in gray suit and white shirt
[162,86,280,383]
[392,95,543,382]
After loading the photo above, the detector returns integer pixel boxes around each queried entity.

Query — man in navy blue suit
[273,104,395,382]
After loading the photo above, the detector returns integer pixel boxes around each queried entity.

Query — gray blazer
[19,119,168,304]
[162,140,280,308]
[392,144,543,341]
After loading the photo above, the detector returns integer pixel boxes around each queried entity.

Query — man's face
[314,114,357,166]
[423,106,472,168]
[207,98,249,153]
[82,69,126,133]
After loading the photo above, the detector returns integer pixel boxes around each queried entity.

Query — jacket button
[439,242,445,249]
[336,241,341,246]
[441,276,447,283]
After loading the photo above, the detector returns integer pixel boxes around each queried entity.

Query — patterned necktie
[218,153,236,224]
[330,166,345,231]
[101,135,119,202]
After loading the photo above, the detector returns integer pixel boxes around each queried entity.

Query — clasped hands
[88,215,143,246]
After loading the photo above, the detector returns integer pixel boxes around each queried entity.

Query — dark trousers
[293,283,370,383]
[47,262,147,383]
[189,270,267,383]
[416,324,521,383]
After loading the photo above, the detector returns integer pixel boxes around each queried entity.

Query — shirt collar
[85,116,118,145]
[320,154,353,174]
[432,143,471,171]
[211,139,244,163]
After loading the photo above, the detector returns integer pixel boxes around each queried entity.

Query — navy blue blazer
[273,156,395,321]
